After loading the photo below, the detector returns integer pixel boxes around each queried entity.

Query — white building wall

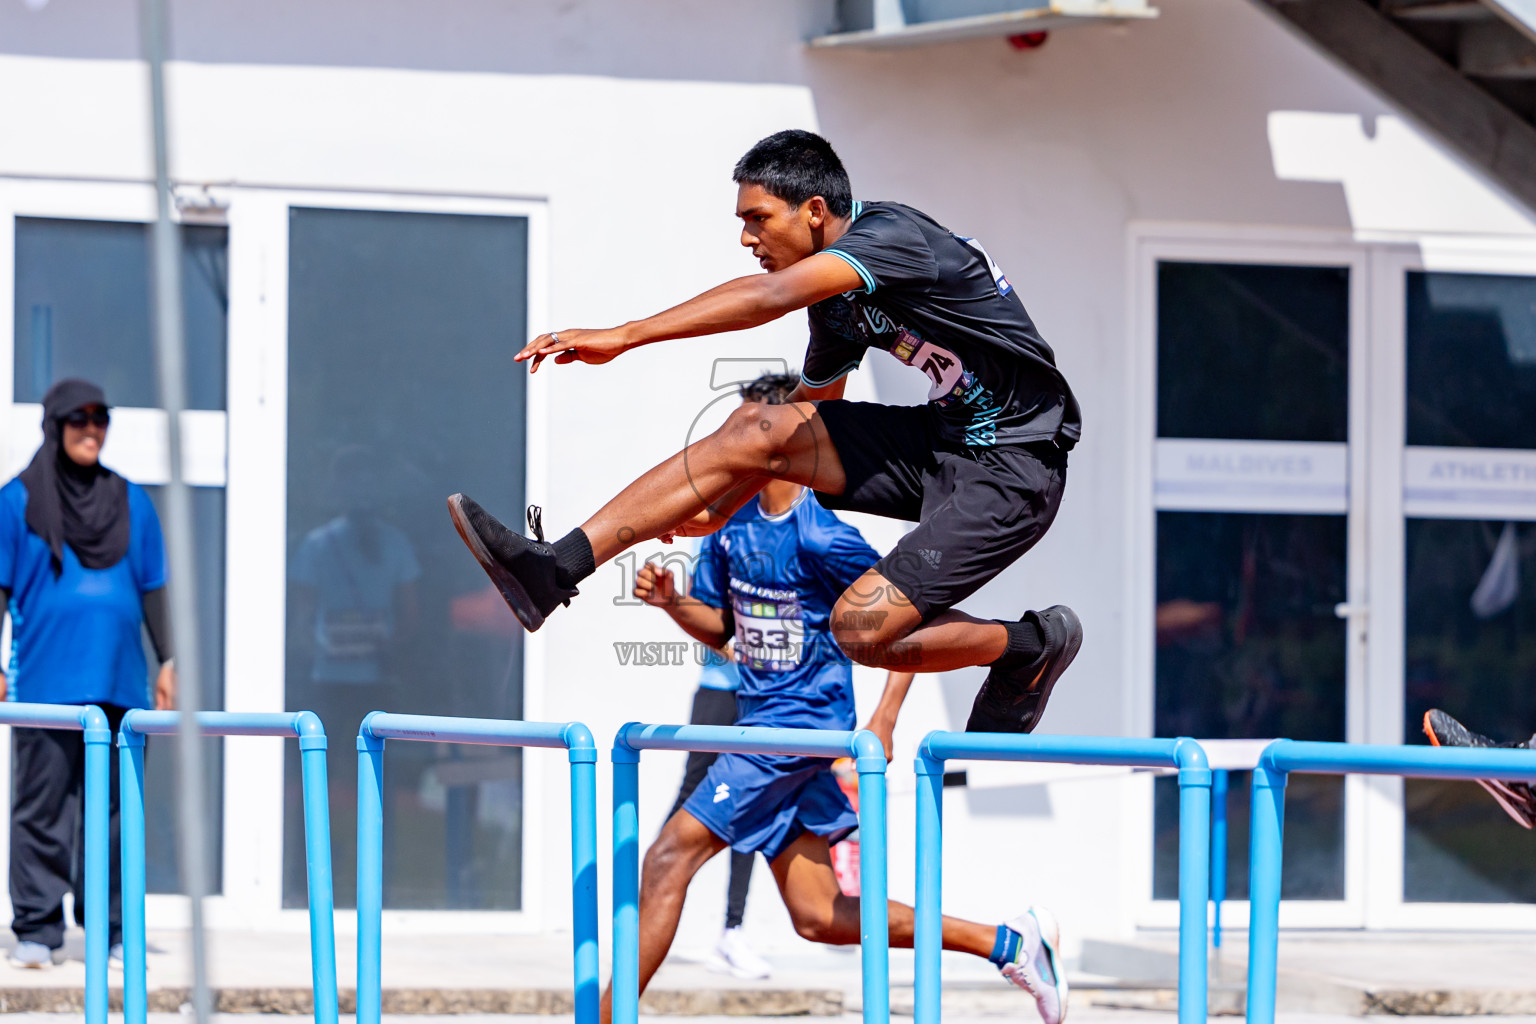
[4,0,1534,955]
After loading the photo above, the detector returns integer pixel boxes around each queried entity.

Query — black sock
[552,529,595,589]
[991,615,1045,670]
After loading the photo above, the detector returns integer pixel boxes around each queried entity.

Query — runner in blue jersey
[679,470,877,851]
[606,374,1068,1024]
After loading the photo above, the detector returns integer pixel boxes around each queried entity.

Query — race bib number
[914,341,966,400]
[731,584,804,673]
[888,329,969,402]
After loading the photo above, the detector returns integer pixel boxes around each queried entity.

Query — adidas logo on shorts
[919,548,943,569]
[713,782,730,803]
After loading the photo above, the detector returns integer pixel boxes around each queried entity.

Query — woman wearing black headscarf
[0,379,174,969]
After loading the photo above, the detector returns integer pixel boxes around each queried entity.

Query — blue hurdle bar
[355,714,599,1024]
[914,733,1212,1024]
[612,723,889,1024]
[1210,767,1228,950]
[119,711,339,1024]
[0,703,111,1024]
[1246,740,1536,1024]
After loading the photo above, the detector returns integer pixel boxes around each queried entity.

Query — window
[1402,271,1536,903]
[281,207,528,910]
[11,216,228,893]
[1152,260,1351,902]
[15,218,227,410]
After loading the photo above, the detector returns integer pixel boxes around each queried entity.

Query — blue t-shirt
[691,491,879,731]
[0,477,167,709]
[290,516,421,685]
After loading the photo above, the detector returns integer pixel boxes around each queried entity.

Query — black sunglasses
[63,409,110,429]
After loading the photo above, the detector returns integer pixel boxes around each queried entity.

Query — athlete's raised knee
[709,402,801,474]
[830,582,920,667]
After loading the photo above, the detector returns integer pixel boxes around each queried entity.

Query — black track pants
[10,704,127,949]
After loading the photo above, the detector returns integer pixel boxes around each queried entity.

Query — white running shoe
[998,906,1068,1024]
[708,927,772,980]
[9,940,53,969]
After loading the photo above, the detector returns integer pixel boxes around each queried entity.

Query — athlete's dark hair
[739,372,800,405]
[733,130,853,218]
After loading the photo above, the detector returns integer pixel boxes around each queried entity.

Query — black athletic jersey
[803,201,1080,449]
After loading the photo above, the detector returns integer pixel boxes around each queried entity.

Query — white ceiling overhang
[810,0,1157,49]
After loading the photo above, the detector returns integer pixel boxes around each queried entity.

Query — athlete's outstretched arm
[517,252,864,372]
[633,561,732,649]
[860,671,916,761]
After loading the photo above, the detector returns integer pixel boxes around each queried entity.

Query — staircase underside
[1251,0,1536,214]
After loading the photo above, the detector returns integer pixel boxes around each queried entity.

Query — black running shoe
[1423,709,1536,830]
[966,605,1083,734]
[447,495,576,633]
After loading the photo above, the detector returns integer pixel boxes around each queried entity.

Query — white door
[227,189,552,931]
[4,180,559,932]
[0,178,231,923]
[1135,231,1371,929]
[1363,242,1536,930]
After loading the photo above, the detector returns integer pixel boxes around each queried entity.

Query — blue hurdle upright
[611,723,889,1024]
[914,733,1212,1024]
[355,714,599,1024]
[1246,740,1536,1024]
[1,703,111,1024]
[1209,767,1228,950]
[119,711,339,1024]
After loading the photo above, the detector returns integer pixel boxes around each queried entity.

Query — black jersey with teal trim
[690,491,879,731]
[803,201,1080,449]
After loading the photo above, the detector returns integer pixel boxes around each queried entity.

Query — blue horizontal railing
[0,703,111,1024]
[914,733,1211,1024]
[618,722,886,760]
[1246,740,1536,1024]
[118,711,338,1024]
[67,698,1536,1024]
[355,714,599,1024]
[611,723,888,1024]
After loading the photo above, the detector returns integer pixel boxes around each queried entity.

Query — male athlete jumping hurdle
[449,129,1082,734]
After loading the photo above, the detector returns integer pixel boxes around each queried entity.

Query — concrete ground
[0,1016,1520,1024]
[1086,931,1536,1014]
[0,929,1533,1015]
[11,1016,1536,1024]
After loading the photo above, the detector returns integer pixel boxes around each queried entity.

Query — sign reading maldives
[1154,438,1348,514]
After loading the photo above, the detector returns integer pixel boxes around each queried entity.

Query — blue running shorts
[682,752,858,862]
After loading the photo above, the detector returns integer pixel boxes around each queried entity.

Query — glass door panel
[1152,259,1354,904]
[1157,262,1350,443]
[14,217,227,410]
[1402,270,1536,904]
[281,207,528,911]
[10,215,228,894]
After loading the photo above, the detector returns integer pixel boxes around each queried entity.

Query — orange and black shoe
[447,495,576,632]
[1423,709,1536,829]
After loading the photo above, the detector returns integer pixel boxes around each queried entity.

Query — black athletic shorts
[814,400,1068,622]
